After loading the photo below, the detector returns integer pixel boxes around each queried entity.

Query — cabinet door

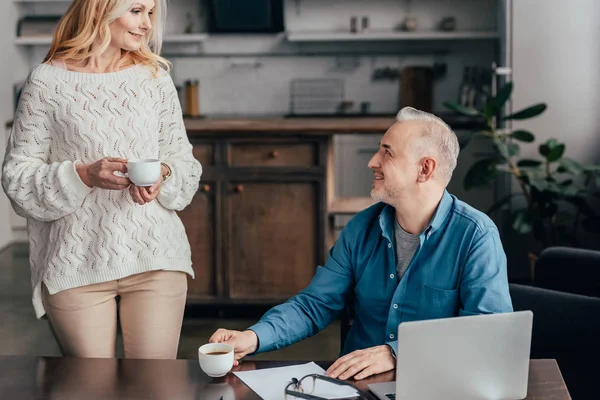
[226,182,319,300]
[177,181,218,299]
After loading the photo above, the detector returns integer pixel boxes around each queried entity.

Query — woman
[1,0,202,359]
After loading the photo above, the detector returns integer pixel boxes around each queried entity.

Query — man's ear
[417,157,436,182]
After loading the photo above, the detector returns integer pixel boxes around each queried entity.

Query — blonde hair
[396,107,460,186]
[44,0,171,75]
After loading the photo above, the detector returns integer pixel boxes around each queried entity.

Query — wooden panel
[227,182,318,299]
[177,182,217,297]
[192,144,214,166]
[229,143,317,167]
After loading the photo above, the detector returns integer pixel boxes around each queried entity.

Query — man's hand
[209,329,258,366]
[326,345,395,381]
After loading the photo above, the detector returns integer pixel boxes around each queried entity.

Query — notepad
[233,362,360,400]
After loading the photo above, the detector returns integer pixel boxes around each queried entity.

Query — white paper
[233,362,360,400]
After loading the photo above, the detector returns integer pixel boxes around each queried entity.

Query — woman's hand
[76,157,130,190]
[129,164,168,205]
[129,177,163,205]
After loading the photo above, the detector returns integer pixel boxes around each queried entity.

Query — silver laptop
[368,311,533,400]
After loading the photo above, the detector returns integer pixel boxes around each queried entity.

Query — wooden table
[0,356,570,399]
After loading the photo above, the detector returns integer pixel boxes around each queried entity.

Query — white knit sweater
[1,63,202,318]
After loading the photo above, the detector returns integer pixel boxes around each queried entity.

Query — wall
[512,0,600,164]
[505,0,600,278]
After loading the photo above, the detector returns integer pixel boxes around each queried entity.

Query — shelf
[286,30,499,42]
[15,34,208,46]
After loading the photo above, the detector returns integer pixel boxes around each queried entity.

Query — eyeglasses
[284,373,367,400]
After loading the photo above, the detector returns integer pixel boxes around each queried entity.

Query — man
[209,107,513,381]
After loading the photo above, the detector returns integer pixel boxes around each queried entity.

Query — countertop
[5,113,483,135]
[184,113,484,136]
[184,116,394,135]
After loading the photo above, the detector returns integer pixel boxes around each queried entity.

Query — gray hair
[396,107,460,185]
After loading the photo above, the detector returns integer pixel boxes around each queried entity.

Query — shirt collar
[378,189,453,241]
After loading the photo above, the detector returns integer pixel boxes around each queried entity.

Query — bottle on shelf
[184,80,200,118]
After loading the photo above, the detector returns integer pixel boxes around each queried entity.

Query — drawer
[229,143,317,167]
[192,144,214,166]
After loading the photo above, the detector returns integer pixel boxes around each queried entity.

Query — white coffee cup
[198,343,234,377]
[127,159,161,187]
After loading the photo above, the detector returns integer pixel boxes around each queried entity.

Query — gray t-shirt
[393,219,420,280]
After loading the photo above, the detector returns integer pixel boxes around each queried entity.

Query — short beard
[370,186,395,204]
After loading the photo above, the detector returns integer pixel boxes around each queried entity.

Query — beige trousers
[42,270,187,359]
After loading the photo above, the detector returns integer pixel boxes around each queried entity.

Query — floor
[0,244,341,362]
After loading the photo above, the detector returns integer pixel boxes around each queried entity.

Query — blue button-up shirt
[248,190,513,356]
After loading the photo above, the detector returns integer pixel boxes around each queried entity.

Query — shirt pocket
[418,284,459,320]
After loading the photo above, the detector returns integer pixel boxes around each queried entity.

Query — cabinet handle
[268,150,280,159]
[233,184,244,193]
[200,184,211,193]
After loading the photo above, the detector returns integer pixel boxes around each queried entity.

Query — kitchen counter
[184,116,395,136]
[5,113,482,134]
[183,113,483,136]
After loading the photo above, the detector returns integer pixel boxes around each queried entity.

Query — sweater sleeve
[1,71,93,222]
[155,73,202,211]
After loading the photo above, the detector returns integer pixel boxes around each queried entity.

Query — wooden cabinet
[177,181,218,300]
[227,182,318,299]
[179,136,328,305]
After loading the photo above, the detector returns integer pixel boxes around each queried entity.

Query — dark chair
[510,283,600,399]
[533,246,600,297]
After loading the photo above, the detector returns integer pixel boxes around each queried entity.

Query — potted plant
[443,82,600,276]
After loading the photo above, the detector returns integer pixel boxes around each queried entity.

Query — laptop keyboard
[385,395,395,400]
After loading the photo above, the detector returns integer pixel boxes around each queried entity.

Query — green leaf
[559,158,585,175]
[517,159,542,168]
[547,144,565,162]
[512,209,534,234]
[483,82,513,118]
[546,139,559,149]
[503,103,547,120]
[443,101,480,117]
[511,130,535,142]
[493,138,520,160]
[558,185,581,197]
[559,179,573,186]
[583,164,600,173]
[486,192,523,215]
[464,159,500,190]
[528,176,550,192]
